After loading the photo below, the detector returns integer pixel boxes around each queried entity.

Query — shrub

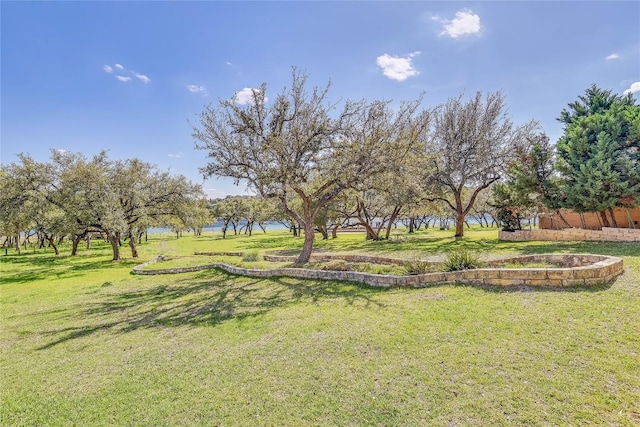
[241,250,262,262]
[444,249,482,271]
[403,258,432,275]
[317,260,352,271]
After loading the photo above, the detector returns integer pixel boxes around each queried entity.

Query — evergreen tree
[556,85,640,225]
[491,133,561,230]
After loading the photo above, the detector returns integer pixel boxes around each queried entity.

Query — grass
[295,259,408,275]
[143,255,216,270]
[1,227,640,426]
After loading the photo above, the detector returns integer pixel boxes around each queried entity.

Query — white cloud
[104,63,151,85]
[234,87,268,105]
[168,152,184,158]
[605,53,620,60]
[132,71,151,84]
[437,9,482,38]
[623,81,640,95]
[54,148,68,154]
[187,85,208,96]
[225,61,233,66]
[376,52,420,82]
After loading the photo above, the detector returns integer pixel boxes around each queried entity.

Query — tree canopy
[194,68,429,263]
[556,84,640,225]
[424,91,538,237]
[0,151,205,260]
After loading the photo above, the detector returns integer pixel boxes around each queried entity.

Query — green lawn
[1,228,639,426]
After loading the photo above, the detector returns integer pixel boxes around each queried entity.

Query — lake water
[147,221,288,234]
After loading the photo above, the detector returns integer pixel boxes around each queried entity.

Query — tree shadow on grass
[1,253,139,285]
[237,235,303,251]
[241,234,639,260]
[36,270,387,350]
[238,235,478,256]
[455,280,616,295]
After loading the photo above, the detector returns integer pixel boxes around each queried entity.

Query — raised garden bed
[133,251,623,288]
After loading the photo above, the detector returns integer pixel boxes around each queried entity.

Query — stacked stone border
[133,252,623,288]
[500,227,640,242]
[264,253,407,265]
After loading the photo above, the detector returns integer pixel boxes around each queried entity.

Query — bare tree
[424,91,537,237]
[193,69,427,263]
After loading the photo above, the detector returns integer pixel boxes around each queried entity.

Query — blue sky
[2,1,639,198]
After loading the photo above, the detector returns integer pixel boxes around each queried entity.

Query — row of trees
[0,151,207,260]
[4,77,635,265]
[193,69,539,263]
[493,85,640,230]
[209,196,279,238]
[211,190,498,242]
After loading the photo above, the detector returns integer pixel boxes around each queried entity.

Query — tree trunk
[109,232,121,261]
[454,212,465,237]
[599,211,610,228]
[420,217,429,230]
[607,207,619,228]
[331,225,338,239]
[15,234,21,255]
[46,235,60,256]
[318,225,329,240]
[384,206,402,240]
[453,191,465,237]
[408,216,415,233]
[362,222,379,240]
[71,235,82,256]
[296,222,315,264]
[129,233,139,258]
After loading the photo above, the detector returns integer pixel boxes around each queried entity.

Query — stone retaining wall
[133,253,623,288]
[132,255,220,275]
[196,251,409,265]
[262,253,408,265]
[500,227,640,242]
[194,251,244,257]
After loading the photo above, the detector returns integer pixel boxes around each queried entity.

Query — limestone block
[544,269,574,280]
[498,269,539,280]
[420,272,446,284]
[461,270,480,280]
[485,278,516,286]
[523,279,563,287]
[562,278,585,286]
